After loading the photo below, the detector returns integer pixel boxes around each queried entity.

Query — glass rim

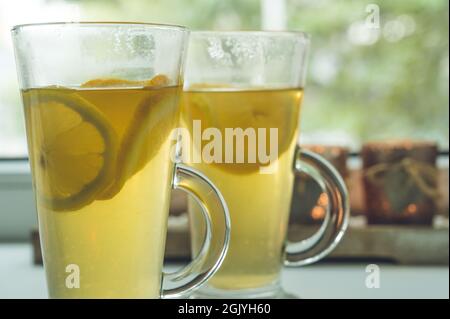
[191,30,310,40]
[11,21,188,33]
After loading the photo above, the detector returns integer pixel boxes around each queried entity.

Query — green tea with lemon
[22,76,180,298]
[181,87,303,290]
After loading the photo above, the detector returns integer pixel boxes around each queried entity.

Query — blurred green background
[0,0,448,155]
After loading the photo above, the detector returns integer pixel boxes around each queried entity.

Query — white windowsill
[0,160,36,242]
[0,160,31,183]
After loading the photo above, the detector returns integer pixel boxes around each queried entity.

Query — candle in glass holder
[290,145,349,224]
[362,140,439,225]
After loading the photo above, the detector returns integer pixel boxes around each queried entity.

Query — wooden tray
[290,216,449,265]
[31,216,449,265]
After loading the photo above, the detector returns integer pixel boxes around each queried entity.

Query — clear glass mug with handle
[11,22,230,299]
[180,31,349,298]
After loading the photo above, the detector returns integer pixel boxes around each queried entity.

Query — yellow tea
[181,88,303,290]
[22,80,180,298]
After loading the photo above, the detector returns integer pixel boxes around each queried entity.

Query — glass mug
[12,23,230,299]
[180,31,349,298]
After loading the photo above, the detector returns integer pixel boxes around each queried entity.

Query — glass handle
[285,147,350,266]
[162,164,231,298]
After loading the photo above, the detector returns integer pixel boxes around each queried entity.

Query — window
[0,0,448,157]
[288,0,449,149]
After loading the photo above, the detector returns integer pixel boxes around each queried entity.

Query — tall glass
[181,31,349,298]
[11,22,230,299]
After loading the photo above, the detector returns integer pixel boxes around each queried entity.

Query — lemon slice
[100,87,179,198]
[187,83,233,90]
[80,74,178,199]
[183,87,300,174]
[81,74,169,88]
[23,89,118,211]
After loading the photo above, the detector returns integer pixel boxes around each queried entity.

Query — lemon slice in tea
[81,74,169,88]
[23,88,118,211]
[100,88,179,198]
[80,75,179,198]
[182,87,302,174]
